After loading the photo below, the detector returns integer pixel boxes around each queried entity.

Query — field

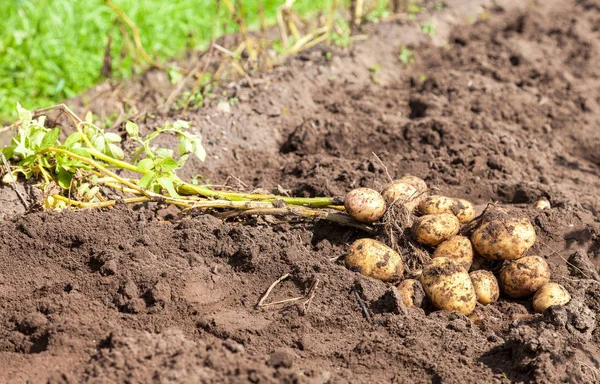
[1,0,600,382]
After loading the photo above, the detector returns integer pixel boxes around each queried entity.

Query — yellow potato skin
[420,257,477,315]
[432,235,474,271]
[418,195,457,216]
[499,256,550,298]
[469,270,500,305]
[412,213,460,247]
[346,239,404,282]
[397,279,425,308]
[532,283,571,313]
[399,175,427,193]
[454,199,476,223]
[471,217,536,260]
[381,181,420,210]
[344,188,386,223]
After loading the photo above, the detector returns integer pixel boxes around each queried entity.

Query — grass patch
[0,0,334,122]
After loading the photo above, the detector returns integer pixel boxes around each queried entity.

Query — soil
[2,0,600,382]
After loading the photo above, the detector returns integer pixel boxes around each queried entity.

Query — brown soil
[2,0,600,382]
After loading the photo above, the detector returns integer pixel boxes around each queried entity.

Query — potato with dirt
[381,180,420,210]
[399,175,428,193]
[469,270,500,305]
[418,195,475,223]
[420,257,477,315]
[344,188,387,223]
[412,213,460,247]
[432,235,473,271]
[471,217,536,260]
[397,279,425,308]
[532,283,571,313]
[346,239,403,282]
[499,256,550,298]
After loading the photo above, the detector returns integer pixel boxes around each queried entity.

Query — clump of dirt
[2,0,600,382]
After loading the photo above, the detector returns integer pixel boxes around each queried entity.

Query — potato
[420,257,477,315]
[412,213,460,247]
[344,188,386,223]
[346,239,403,282]
[469,270,500,305]
[418,195,457,216]
[532,283,571,313]
[454,199,476,223]
[432,235,473,271]
[471,217,536,260]
[397,279,425,308]
[399,175,427,193]
[499,256,550,298]
[534,198,551,210]
[381,181,420,210]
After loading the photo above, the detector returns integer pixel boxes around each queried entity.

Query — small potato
[532,283,571,313]
[418,195,457,216]
[381,181,420,210]
[454,199,476,223]
[499,256,550,298]
[534,198,551,210]
[398,175,427,193]
[420,257,477,315]
[344,188,386,223]
[346,239,403,282]
[471,217,536,260]
[469,270,500,305]
[432,235,473,271]
[397,279,425,308]
[412,213,460,247]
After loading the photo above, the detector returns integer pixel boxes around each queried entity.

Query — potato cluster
[343,176,570,316]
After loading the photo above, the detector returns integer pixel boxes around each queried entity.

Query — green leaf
[125,121,139,138]
[107,143,124,160]
[57,168,73,189]
[104,132,122,143]
[70,147,91,158]
[159,156,179,172]
[192,138,207,161]
[158,176,179,197]
[138,171,156,189]
[64,132,82,147]
[92,136,105,152]
[85,111,94,124]
[178,136,192,157]
[1,146,15,160]
[39,128,60,149]
[136,158,154,172]
[156,148,173,158]
[16,103,32,123]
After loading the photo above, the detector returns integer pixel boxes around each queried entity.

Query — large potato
[420,257,477,315]
[344,188,386,223]
[454,199,476,223]
[471,217,536,260]
[532,283,571,313]
[397,279,425,308]
[418,195,457,216]
[432,235,473,271]
[499,256,550,298]
[346,239,403,282]
[469,270,500,305]
[412,213,460,247]
[381,181,420,210]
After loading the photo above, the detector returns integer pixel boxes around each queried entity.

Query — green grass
[0,0,334,122]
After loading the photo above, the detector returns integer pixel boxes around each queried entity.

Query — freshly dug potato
[420,257,477,315]
[471,217,536,260]
[346,239,403,282]
[532,283,571,313]
[344,188,386,223]
[534,198,551,210]
[499,256,550,298]
[469,270,500,305]
[432,235,474,271]
[397,279,425,308]
[412,213,460,247]
[418,195,457,216]
[381,180,420,209]
[454,199,476,223]
[399,175,427,193]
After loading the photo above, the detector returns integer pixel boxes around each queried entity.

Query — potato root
[397,279,425,308]
[420,257,477,315]
[499,256,550,298]
[412,213,460,247]
[346,239,403,282]
[469,270,500,305]
[471,217,536,260]
[532,283,571,313]
[344,188,387,223]
[432,235,474,271]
